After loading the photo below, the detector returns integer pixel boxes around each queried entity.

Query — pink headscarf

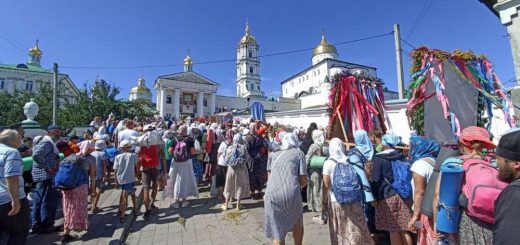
[77,140,95,155]
[225,129,234,145]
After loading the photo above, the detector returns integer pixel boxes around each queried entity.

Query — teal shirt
[164,139,173,160]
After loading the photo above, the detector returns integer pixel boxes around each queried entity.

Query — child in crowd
[114,140,139,223]
[104,142,119,187]
[369,129,383,153]
[91,140,108,214]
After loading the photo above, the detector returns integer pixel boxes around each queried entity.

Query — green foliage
[0,79,155,134]
[0,80,68,127]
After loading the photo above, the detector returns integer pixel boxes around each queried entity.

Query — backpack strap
[423,157,436,167]
[510,180,520,188]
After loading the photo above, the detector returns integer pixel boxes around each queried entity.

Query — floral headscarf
[409,136,441,163]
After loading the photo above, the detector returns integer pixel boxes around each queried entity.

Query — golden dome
[29,40,42,57]
[239,21,257,45]
[313,34,337,56]
[184,54,193,65]
[130,77,151,94]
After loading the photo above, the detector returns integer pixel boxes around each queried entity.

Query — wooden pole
[336,107,349,143]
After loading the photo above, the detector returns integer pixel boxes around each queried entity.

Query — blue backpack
[105,147,119,163]
[385,159,413,199]
[330,158,363,205]
[54,155,88,190]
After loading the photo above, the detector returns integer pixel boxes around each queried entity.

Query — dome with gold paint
[313,34,337,56]
[29,42,42,57]
[239,21,257,45]
[129,77,152,102]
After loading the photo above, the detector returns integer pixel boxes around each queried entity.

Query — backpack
[461,157,508,224]
[224,144,247,167]
[54,155,88,190]
[173,137,189,162]
[105,147,119,163]
[385,159,413,199]
[330,158,363,205]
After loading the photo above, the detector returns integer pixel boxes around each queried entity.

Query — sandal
[220,204,228,211]
[92,207,102,214]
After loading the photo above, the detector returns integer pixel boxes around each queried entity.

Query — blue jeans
[31,180,59,230]
[192,157,203,183]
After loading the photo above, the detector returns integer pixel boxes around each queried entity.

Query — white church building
[151,22,398,120]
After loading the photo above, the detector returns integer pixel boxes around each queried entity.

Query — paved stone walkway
[27,184,331,245]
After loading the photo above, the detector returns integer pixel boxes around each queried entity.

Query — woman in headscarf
[305,129,326,225]
[433,126,496,245]
[205,123,221,183]
[222,133,251,211]
[163,130,174,174]
[264,133,308,245]
[371,133,413,245]
[269,129,286,152]
[216,130,234,201]
[322,138,375,245]
[350,130,377,240]
[190,126,204,184]
[163,125,199,208]
[61,140,96,243]
[245,122,269,199]
[405,136,440,245]
[299,122,318,155]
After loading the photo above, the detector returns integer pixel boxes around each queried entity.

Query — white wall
[266,109,330,129]
[282,63,328,98]
[215,95,301,112]
[0,69,78,103]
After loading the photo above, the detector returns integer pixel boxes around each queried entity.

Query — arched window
[248,50,252,58]
[166,95,172,104]
[249,66,253,74]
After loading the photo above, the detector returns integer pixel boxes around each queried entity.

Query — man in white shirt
[117,120,140,151]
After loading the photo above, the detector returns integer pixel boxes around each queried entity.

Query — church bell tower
[236,20,264,99]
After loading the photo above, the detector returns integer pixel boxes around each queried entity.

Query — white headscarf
[312,130,325,146]
[281,133,299,150]
[328,137,348,163]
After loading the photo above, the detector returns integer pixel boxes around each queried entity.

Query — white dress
[163,158,199,200]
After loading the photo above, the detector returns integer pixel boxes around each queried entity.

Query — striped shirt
[0,144,25,204]
[264,148,308,241]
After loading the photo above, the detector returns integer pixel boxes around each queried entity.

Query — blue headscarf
[382,133,402,148]
[354,130,374,161]
[409,136,441,163]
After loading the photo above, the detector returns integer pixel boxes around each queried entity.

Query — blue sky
[0,0,514,99]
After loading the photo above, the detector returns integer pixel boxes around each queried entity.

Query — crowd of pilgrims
[1,114,520,245]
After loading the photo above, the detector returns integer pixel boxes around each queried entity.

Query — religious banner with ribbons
[327,71,387,142]
[407,47,516,144]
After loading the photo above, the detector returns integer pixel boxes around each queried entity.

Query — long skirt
[328,201,375,245]
[249,159,265,192]
[459,212,493,245]
[223,165,250,200]
[418,214,436,245]
[216,165,228,188]
[62,184,89,231]
[163,159,199,200]
[375,194,413,232]
[264,189,303,242]
[307,170,323,213]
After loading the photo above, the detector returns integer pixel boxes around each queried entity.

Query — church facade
[151,22,397,120]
